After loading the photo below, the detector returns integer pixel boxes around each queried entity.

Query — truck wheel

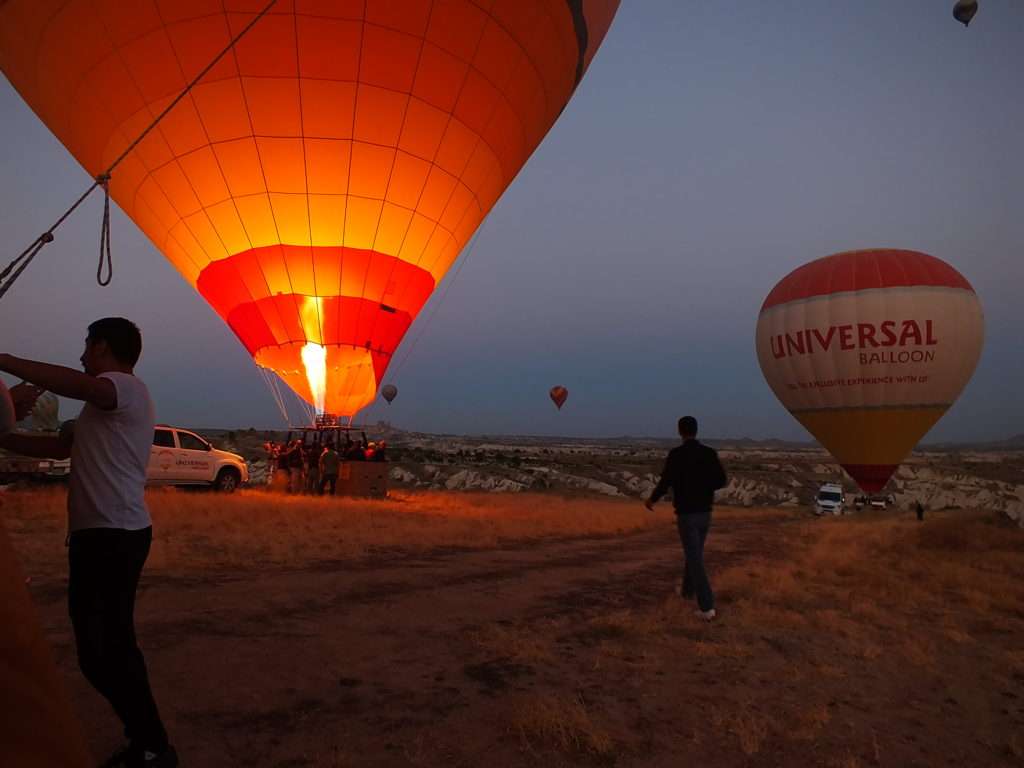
[214,468,240,493]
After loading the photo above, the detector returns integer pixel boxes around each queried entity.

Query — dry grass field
[3,487,1023,767]
[3,487,660,572]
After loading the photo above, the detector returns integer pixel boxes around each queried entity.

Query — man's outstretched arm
[645,455,674,510]
[0,425,73,459]
[0,354,116,410]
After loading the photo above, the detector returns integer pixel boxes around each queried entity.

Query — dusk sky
[1,0,1022,441]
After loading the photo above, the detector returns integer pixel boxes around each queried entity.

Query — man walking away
[319,443,340,496]
[645,416,727,621]
[915,500,925,522]
[0,318,177,767]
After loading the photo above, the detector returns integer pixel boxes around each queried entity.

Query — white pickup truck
[150,426,248,491]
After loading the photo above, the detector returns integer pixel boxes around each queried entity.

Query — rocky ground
[204,427,1024,526]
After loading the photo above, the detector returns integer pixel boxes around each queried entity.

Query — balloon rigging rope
[0,0,280,301]
[256,363,316,430]
[388,213,492,382]
[256,364,290,426]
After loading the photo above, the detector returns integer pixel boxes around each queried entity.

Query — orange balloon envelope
[0,523,92,767]
[550,385,568,410]
[755,249,984,493]
[0,0,619,417]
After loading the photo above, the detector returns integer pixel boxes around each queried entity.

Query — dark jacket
[650,439,728,514]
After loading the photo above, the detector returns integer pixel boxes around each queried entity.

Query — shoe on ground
[109,745,178,768]
[696,608,717,621]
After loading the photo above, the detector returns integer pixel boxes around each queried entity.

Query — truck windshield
[817,491,842,503]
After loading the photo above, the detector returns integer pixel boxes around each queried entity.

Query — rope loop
[97,177,113,286]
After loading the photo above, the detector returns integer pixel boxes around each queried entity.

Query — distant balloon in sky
[381,384,398,405]
[755,249,984,494]
[0,1,619,418]
[550,386,569,410]
[953,0,979,27]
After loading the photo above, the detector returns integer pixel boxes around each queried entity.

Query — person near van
[304,440,321,495]
[645,416,728,621]
[272,442,289,492]
[319,444,340,496]
[287,439,304,493]
[0,318,177,767]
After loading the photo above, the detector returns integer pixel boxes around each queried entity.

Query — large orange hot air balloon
[756,249,984,493]
[0,0,619,418]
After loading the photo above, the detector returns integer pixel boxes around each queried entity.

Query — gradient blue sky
[1,0,1022,440]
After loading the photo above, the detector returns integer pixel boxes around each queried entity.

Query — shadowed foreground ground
[6,489,1024,767]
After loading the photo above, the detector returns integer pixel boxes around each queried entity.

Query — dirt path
[28,513,1020,767]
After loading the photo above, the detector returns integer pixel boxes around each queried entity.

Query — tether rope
[388,213,492,381]
[256,364,290,426]
[0,0,278,301]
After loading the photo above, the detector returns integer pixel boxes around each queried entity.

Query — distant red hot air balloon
[756,249,984,494]
[381,384,398,404]
[0,1,620,419]
[549,386,569,410]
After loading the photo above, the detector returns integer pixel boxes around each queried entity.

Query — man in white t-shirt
[0,318,176,768]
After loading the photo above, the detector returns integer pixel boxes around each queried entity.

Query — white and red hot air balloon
[756,249,984,494]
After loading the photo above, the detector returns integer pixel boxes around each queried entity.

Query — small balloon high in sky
[755,249,984,493]
[953,0,979,27]
[0,0,619,419]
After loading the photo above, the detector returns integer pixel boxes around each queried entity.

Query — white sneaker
[696,608,717,621]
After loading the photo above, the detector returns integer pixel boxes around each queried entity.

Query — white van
[814,482,846,516]
[149,426,248,491]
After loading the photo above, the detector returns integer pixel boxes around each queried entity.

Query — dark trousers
[320,474,338,495]
[676,512,714,612]
[68,527,168,752]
